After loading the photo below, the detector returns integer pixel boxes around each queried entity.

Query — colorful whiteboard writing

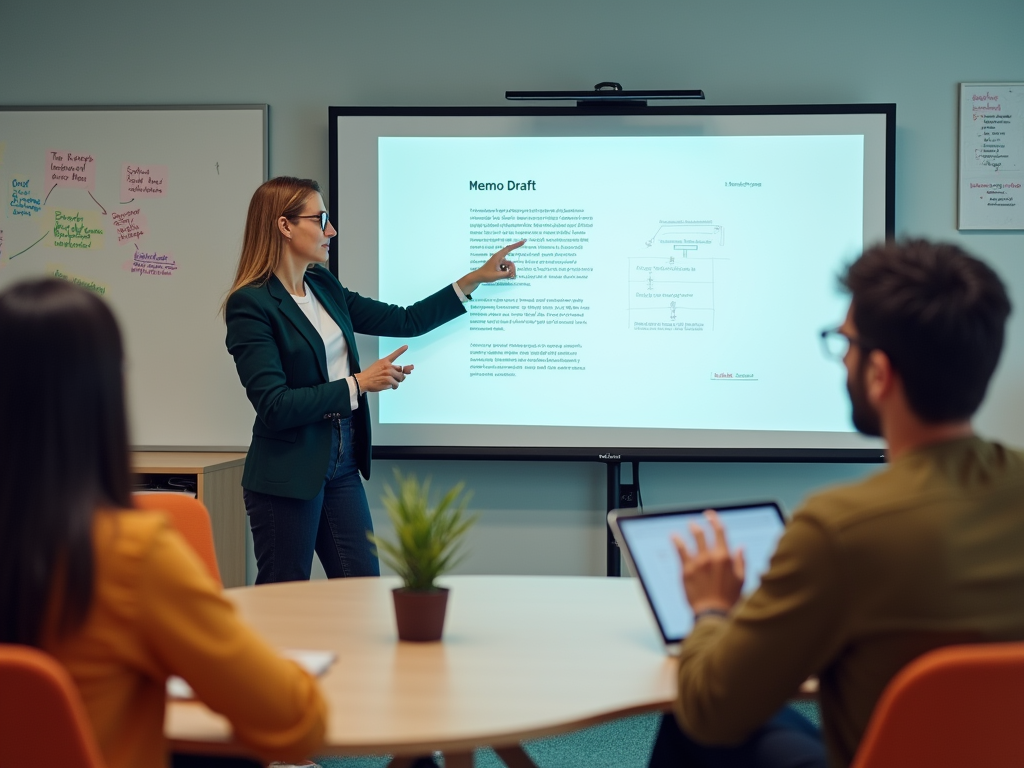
[0,106,266,448]
[959,83,1024,230]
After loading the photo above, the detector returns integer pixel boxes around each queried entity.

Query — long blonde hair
[223,177,322,311]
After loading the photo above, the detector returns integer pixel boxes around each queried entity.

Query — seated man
[650,239,1024,768]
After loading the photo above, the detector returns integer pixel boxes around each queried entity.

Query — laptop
[608,501,787,654]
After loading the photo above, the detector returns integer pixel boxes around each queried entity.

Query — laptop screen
[615,503,786,643]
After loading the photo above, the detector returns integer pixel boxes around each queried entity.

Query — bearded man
[649,240,1024,768]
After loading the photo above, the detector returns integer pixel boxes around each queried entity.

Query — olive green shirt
[674,437,1024,767]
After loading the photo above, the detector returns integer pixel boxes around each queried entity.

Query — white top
[290,281,470,415]
[291,284,359,411]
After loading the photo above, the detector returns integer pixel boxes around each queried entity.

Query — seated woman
[0,278,327,768]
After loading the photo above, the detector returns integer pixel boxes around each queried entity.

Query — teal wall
[6,0,1023,580]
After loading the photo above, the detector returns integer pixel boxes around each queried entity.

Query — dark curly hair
[841,240,1011,423]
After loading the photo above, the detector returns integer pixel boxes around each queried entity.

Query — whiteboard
[958,83,1024,230]
[0,106,266,449]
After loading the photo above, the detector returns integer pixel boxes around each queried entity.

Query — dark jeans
[244,418,381,584]
[648,707,826,768]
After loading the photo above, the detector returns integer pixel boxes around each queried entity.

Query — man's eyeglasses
[819,328,874,361]
[291,211,330,232]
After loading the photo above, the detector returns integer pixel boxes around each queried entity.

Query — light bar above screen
[328,105,895,462]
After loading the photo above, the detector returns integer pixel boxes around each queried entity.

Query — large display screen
[329,105,894,461]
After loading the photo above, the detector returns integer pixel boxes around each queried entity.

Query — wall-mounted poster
[959,82,1024,230]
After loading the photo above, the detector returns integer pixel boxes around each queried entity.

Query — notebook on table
[167,649,336,700]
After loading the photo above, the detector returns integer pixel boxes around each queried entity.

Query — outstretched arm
[142,523,327,762]
[457,240,525,296]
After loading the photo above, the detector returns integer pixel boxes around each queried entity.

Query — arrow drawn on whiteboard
[9,230,50,260]
[43,183,58,205]
[119,198,135,205]
[88,191,107,215]
[216,162,220,175]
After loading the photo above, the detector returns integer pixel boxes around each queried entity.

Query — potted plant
[368,470,477,642]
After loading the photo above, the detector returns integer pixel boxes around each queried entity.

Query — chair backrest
[851,642,1024,768]
[0,644,107,768]
[133,493,222,586]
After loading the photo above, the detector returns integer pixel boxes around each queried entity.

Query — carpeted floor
[317,702,820,768]
[316,711,660,768]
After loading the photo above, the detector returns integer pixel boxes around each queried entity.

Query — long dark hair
[0,279,132,645]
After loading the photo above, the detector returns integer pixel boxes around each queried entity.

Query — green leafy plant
[367,470,477,592]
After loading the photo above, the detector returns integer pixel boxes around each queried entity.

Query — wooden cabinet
[131,452,247,587]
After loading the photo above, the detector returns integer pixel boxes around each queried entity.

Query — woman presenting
[225,176,521,584]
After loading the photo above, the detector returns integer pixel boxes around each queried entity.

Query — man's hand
[672,509,746,615]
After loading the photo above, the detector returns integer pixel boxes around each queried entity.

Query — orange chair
[0,644,107,767]
[134,493,222,586]
[851,642,1024,768]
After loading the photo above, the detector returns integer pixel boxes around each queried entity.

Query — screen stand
[606,461,640,576]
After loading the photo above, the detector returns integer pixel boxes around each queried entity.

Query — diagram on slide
[629,223,725,332]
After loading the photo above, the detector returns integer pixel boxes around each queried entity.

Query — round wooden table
[166,575,678,767]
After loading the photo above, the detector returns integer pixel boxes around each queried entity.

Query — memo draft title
[469,179,537,192]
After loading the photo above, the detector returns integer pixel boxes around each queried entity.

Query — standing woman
[225,176,521,584]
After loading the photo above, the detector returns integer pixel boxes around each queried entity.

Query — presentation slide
[331,108,893,456]
[379,135,860,431]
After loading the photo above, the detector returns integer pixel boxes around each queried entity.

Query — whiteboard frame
[0,104,268,451]
[0,103,268,182]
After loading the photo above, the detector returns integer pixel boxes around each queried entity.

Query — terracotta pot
[392,587,450,642]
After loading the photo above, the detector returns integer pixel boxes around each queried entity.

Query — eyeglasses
[291,211,330,232]
[819,328,874,361]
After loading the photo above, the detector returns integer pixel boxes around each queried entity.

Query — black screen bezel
[328,103,895,463]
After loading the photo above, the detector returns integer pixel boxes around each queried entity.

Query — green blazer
[225,265,466,500]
